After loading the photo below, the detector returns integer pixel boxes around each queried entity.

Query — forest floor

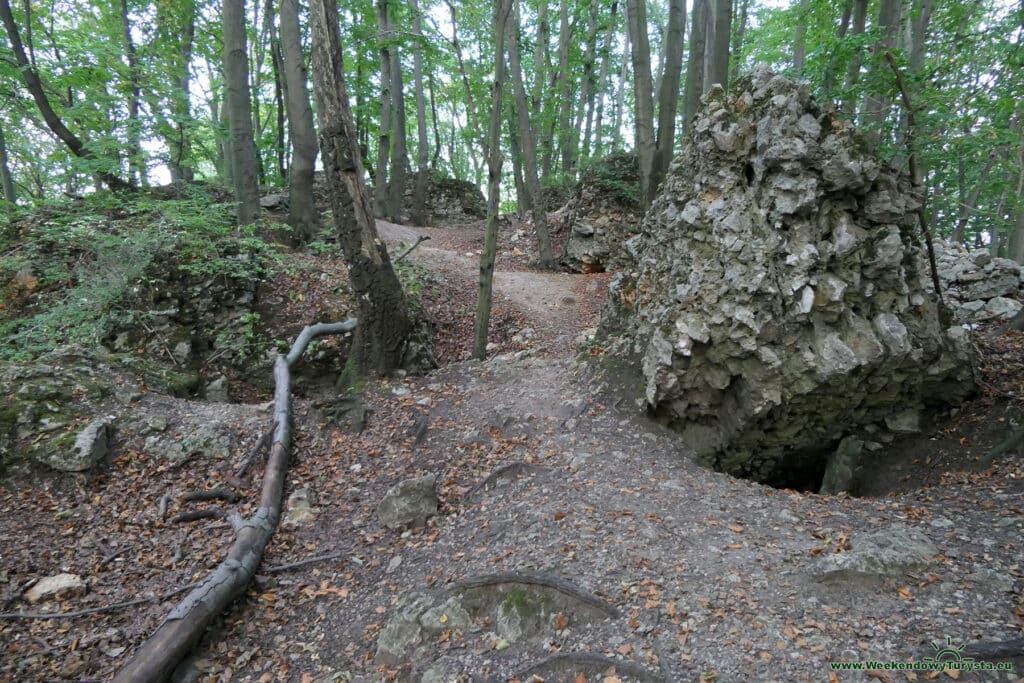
[1,210,1023,683]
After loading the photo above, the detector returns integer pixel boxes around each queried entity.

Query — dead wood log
[113,318,357,682]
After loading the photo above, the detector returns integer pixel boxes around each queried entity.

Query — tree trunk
[555,0,575,181]
[474,0,512,359]
[708,0,732,91]
[0,121,15,203]
[842,0,869,116]
[119,0,143,186]
[0,0,131,191]
[310,0,415,375]
[374,0,393,218]
[654,0,685,193]
[444,0,486,160]
[626,0,656,210]
[534,0,553,183]
[271,33,288,181]
[861,0,902,146]
[909,0,934,74]
[613,13,630,150]
[591,0,618,159]
[793,0,809,76]
[508,0,555,268]
[682,0,708,130]
[163,0,195,182]
[428,72,442,170]
[387,45,409,222]
[574,0,600,169]
[223,0,261,225]
[822,0,852,97]
[280,0,319,242]
[729,0,749,84]
[507,98,527,218]
[409,0,430,225]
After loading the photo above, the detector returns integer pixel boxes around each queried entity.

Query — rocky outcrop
[405,176,487,226]
[562,153,644,273]
[932,242,1022,323]
[601,67,974,487]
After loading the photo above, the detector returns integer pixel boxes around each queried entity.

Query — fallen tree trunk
[113,319,357,682]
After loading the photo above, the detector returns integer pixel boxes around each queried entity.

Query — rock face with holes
[562,153,644,273]
[601,66,974,487]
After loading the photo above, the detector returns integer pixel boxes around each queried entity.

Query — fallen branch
[394,235,431,263]
[884,51,943,306]
[112,319,357,682]
[168,509,223,525]
[0,584,195,621]
[234,428,273,478]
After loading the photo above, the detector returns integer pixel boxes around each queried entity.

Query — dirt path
[1,219,1022,683]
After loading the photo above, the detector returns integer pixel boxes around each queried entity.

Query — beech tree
[310,0,415,376]
[222,0,260,225]
[280,0,319,241]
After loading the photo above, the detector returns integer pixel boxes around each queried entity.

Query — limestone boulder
[601,67,974,486]
[378,474,439,530]
[562,153,644,273]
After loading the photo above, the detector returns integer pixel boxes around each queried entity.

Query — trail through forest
[1,214,1023,682]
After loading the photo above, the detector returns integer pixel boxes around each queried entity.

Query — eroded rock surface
[562,153,644,273]
[601,67,974,487]
[932,242,1022,323]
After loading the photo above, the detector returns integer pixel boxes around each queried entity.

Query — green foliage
[0,190,273,361]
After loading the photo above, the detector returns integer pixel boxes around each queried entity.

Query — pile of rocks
[402,176,486,226]
[561,153,644,273]
[601,66,975,489]
[932,242,1022,323]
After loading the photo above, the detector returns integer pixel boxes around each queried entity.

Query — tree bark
[822,0,852,97]
[507,0,555,268]
[428,72,442,170]
[112,321,356,683]
[591,1,618,159]
[729,0,749,84]
[682,0,708,130]
[613,12,630,151]
[223,0,261,225]
[555,0,575,181]
[410,0,430,225]
[861,0,902,146]
[280,0,319,242]
[708,0,732,91]
[574,0,600,169]
[374,0,393,219]
[310,0,415,375]
[626,0,656,210]
[387,43,409,222]
[654,0,685,193]
[0,0,132,191]
[534,0,553,183]
[474,0,512,359]
[793,0,809,76]
[842,0,869,117]
[0,121,15,203]
[119,0,143,186]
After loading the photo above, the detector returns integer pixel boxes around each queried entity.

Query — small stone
[814,525,938,580]
[25,573,87,603]
[378,475,439,530]
[282,487,317,526]
[885,409,920,434]
[205,376,229,403]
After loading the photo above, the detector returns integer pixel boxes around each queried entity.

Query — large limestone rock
[562,153,644,273]
[932,241,1022,323]
[378,474,439,530]
[601,67,974,486]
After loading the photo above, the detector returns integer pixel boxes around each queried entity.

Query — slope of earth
[1,209,1022,683]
